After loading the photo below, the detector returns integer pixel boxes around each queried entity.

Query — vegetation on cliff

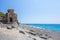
[0,12,5,17]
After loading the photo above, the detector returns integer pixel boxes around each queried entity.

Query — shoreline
[25,24,60,32]
[0,23,60,40]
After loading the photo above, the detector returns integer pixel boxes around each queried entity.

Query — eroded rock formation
[0,9,18,24]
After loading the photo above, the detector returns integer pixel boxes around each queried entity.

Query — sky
[0,0,60,24]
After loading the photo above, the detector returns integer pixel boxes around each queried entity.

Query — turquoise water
[26,24,60,32]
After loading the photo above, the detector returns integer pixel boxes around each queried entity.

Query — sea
[26,24,60,32]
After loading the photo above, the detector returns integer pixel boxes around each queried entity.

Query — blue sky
[0,0,60,24]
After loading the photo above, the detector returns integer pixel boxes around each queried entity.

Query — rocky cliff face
[0,23,60,40]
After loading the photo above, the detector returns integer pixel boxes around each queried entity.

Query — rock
[30,30,35,32]
[39,34,42,37]
[19,30,25,34]
[40,37,47,39]
[7,26,12,29]
[45,34,48,36]
[12,22,18,28]
[32,38,36,40]
[12,26,15,28]
[0,24,60,40]
[27,31,36,36]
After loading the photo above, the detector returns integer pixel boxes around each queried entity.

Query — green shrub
[0,12,5,17]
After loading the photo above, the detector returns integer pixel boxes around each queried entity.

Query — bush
[0,12,5,17]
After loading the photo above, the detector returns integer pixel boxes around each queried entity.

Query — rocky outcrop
[0,23,60,40]
[0,9,18,24]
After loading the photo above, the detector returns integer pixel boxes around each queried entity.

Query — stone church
[0,9,18,24]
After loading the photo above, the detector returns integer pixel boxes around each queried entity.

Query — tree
[0,12,5,17]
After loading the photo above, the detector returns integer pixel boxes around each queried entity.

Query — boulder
[7,26,12,29]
